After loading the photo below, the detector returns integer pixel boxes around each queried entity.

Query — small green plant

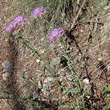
[3,0,90,109]
[104,88,110,110]
[2,0,110,109]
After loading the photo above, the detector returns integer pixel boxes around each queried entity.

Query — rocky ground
[0,0,110,110]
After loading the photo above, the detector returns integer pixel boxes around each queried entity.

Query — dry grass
[0,0,110,110]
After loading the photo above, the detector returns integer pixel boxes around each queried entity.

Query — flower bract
[6,15,29,33]
[49,28,65,42]
[32,7,46,18]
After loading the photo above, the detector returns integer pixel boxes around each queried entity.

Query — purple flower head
[14,15,24,25]
[6,15,30,33]
[32,7,46,18]
[49,28,65,42]
[12,15,30,28]
[6,24,15,33]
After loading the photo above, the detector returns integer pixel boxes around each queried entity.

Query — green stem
[17,37,54,75]
[0,88,48,110]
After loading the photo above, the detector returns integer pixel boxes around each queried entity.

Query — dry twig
[70,0,87,30]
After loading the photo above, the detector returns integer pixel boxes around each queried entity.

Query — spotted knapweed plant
[49,28,65,42]
[6,15,30,33]
[32,7,46,18]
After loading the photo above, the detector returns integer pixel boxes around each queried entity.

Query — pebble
[41,50,45,54]
[2,72,9,80]
[62,95,69,101]
[98,57,102,61]
[41,37,44,41]
[58,77,63,82]
[104,6,110,10]
[43,77,54,90]
[36,59,40,63]
[83,78,90,84]
[5,38,8,42]
[38,81,42,88]
[44,77,53,83]
[107,65,110,71]
[2,60,14,73]
[86,95,90,99]
[80,30,83,32]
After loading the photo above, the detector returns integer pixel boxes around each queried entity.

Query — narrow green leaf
[105,95,110,98]
[105,106,110,110]
[104,88,110,92]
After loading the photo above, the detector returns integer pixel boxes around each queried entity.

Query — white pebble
[38,81,42,88]
[41,50,45,54]
[36,59,40,63]
[107,65,110,71]
[98,57,102,61]
[80,30,83,32]
[2,72,9,80]
[83,78,89,84]
[44,77,53,83]
[41,37,44,41]
[5,39,8,42]
[86,95,90,99]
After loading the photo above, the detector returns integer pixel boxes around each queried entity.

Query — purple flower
[13,15,24,26]
[32,7,46,18]
[6,15,30,33]
[49,28,65,42]
[6,24,15,33]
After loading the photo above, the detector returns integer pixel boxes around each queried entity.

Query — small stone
[58,43,61,47]
[2,72,9,80]
[4,16,6,19]
[44,77,53,83]
[38,81,42,88]
[104,6,110,10]
[107,65,110,71]
[62,95,69,101]
[41,50,45,54]
[83,78,89,84]
[59,77,63,82]
[36,59,40,63]
[43,77,54,89]
[70,47,72,50]
[98,57,102,61]
[41,37,44,41]
[80,30,83,32]
[5,39,8,42]
[86,95,90,99]
[61,68,65,71]
[2,60,13,73]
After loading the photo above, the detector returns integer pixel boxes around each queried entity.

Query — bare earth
[0,0,110,110]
